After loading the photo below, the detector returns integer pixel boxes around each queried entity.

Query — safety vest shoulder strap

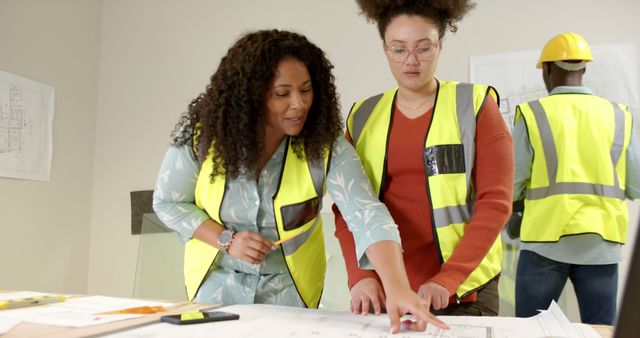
[348,89,395,145]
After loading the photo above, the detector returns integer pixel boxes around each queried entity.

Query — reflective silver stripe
[610,102,625,189]
[307,156,325,196]
[526,182,625,200]
[529,100,558,184]
[456,83,476,191]
[433,201,474,228]
[351,93,383,144]
[525,100,626,201]
[281,217,319,256]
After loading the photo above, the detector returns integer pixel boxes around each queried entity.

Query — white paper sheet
[0,317,19,335]
[102,300,600,338]
[0,70,54,181]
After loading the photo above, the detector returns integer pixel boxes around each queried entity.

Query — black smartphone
[160,310,240,325]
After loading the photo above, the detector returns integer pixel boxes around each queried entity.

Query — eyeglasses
[384,42,439,63]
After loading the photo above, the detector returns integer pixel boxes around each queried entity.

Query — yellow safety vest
[516,94,632,243]
[347,80,502,300]
[184,137,330,308]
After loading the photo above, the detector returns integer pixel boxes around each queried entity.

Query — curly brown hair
[171,29,342,180]
[355,0,475,39]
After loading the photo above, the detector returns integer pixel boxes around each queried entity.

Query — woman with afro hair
[153,29,447,333]
[334,0,513,317]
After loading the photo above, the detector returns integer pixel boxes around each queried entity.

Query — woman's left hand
[384,285,449,334]
[418,281,451,310]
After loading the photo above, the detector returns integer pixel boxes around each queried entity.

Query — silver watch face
[218,229,234,247]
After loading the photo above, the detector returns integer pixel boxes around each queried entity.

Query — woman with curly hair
[334,1,513,316]
[153,29,447,333]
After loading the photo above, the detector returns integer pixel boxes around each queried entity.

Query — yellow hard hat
[536,32,593,68]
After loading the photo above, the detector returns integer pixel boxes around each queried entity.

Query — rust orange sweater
[333,93,513,303]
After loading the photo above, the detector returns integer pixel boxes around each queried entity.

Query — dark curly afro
[171,29,342,180]
[355,0,475,39]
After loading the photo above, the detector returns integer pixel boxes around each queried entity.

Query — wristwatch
[216,229,236,254]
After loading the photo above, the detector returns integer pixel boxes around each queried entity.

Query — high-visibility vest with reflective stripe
[184,137,330,308]
[516,94,632,243]
[347,80,502,299]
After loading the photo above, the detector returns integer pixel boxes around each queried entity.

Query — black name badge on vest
[281,196,320,231]
[424,144,466,176]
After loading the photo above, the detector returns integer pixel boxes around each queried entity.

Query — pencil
[0,295,66,310]
[99,305,167,315]
[273,232,303,246]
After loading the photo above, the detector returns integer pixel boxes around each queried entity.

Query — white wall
[0,0,101,294]
[2,0,639,317]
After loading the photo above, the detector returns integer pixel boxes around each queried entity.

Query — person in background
[334,0,513,317]
[153,29,447,333]
[513,32,640,324]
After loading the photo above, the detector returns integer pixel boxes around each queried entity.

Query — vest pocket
[281,196,320,231]
[424,144,466,176]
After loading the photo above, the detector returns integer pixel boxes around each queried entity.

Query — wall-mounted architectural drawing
[470,43,639,131]
[0,71,54,181]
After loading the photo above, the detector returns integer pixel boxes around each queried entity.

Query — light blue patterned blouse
[153,136,400,306]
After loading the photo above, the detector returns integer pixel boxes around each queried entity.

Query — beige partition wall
[0,0,101,294]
